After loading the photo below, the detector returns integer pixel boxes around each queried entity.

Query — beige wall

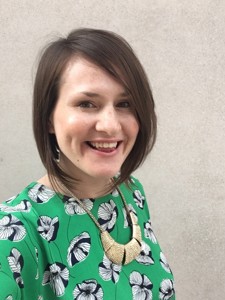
[0,1,224,298]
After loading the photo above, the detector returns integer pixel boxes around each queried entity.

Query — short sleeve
[0,257,21,299]
[0,209,38,300]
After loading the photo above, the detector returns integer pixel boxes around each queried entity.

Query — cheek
[67,114,92,127]
[129,118,139,139]
[59,117,92,143]
[55,115,80,133]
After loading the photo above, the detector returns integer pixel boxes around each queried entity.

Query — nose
[95,107,121,135]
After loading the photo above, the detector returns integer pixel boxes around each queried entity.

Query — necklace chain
[59,180,131,231]
[60,182,104,231]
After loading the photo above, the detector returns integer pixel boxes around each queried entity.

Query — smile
[87,141,119,151]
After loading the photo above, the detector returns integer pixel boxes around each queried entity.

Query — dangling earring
[49,133,60,163]
[55,146,60,163]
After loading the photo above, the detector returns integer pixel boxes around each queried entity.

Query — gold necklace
[59,181,142,265]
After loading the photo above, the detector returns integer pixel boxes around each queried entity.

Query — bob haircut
[33,28,157,190]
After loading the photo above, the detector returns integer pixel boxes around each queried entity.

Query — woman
[0,28,175,299]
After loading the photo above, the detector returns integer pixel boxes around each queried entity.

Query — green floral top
[0,177,175,300]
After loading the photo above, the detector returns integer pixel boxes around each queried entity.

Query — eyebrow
[80,91,130,97]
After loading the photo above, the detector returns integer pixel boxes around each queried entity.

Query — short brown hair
[33,28,157,190]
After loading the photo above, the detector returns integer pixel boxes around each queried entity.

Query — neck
[38,174,113,199]
[66,178,113,199]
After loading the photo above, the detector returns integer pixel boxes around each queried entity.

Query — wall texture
[0,1,224,299]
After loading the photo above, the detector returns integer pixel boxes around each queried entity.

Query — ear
[48,119,55,134]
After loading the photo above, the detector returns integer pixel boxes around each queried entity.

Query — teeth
[90,142,118,149]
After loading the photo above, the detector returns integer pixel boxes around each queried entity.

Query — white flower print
[35,247,39,262]
[98,200,118,232]
[159,279,175,300]
[5,195,17,203]
[7,248,24,288]
[123,204,137,228]
[73,279,103,300]
[28,184,55,204]
[42,262,69,297]
[136,241,154,265]
[130,177,135,184]
[0,200,31,213]
[133,190,145,209]
[129,271,153,300]
[35,247,39,279]
[160,252,172,273]
[99,254,122,283]
[67,232,91,267]
[64,197,94,215]
[111,189,119,197]
[37,216,59,242]
[0,214,26,241]
[144,220,157,244]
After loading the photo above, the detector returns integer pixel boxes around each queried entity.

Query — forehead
[60,57,129,95]
[61,57,102,81]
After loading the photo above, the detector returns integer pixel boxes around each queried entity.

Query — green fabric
[0,177,175,299]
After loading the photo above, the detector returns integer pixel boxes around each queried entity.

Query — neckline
[28,181,122,202]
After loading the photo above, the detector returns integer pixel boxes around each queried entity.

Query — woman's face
[50,58,139,185]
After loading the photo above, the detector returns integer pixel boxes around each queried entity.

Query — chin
[91,169,120,180]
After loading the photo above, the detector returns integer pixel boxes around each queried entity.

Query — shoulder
[0,182,59,212]
[119,176,150,219]
[0,182,61,243]
[0,184,35,231]
[128,176,147,209]
[129,175,145,193]
[0,182,37,209]
[0,182,60,248]
[0,183,38,245]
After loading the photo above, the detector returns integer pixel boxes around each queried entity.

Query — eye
[116,100,131,108]
[78,101,96,109]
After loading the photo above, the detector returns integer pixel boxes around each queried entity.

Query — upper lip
[87,139,122,142]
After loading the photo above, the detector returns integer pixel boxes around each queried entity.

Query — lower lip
[95,148,116,153]
[87,143,120,156]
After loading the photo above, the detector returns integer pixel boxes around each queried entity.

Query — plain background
[0,1,224,299]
